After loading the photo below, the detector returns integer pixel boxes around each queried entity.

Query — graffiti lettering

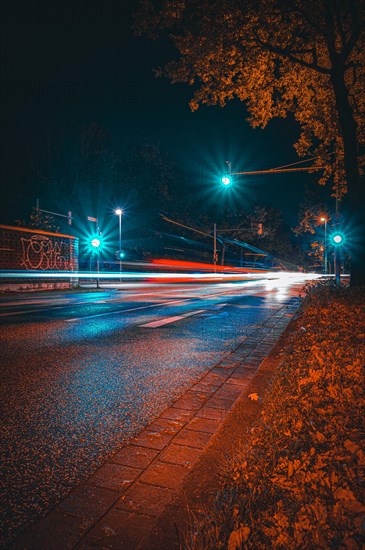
[20,235,72,270]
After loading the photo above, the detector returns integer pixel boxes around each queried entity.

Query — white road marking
[65,299,188,322]
[0,305,65,317]
[1,283,267,321]
[139,309,206,328]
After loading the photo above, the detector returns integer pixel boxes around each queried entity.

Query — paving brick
[234,367,258,376]
[215,361,236,370]
[10,511,93,550]
[187,386,213,397]
[226,376,251,386]
[237,362,260,370]
[158,444,202,467]
[57,485,119,520]
[171,392,206,411]
[196,406,228,421]
[146,417,185,435]
[87,463,141,492]
[214,385,243,400]
[172,428,213,449]
[138,461,187,490]
[112,445,159,469]
[77,510,155,549]
[205,396,236,410]
[210,366,235,377]
[117,482,174,517]
[159,407,194,422]
[190,380,221,392]
[187,416,221,434]
[131,429,174,450]
[200,372,227,385]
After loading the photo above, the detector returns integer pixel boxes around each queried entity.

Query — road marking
[1,284,264,321]
[139,309,206,328]
[65,299,189,322]
[0,305,66,318]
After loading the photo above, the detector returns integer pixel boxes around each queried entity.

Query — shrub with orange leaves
[187,282,365,549]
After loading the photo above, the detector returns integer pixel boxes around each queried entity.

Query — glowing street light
[115,208,123,278]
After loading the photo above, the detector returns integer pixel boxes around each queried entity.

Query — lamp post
[320,216,328,275]
[115,208,123,278]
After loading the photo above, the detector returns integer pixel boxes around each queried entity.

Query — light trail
[0,270,321,282]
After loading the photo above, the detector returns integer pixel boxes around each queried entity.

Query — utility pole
[213,223,217,271]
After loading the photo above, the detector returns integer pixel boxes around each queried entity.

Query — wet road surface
[1,278,306,545]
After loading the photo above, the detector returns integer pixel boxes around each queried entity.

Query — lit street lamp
[320,216,328,274]
[115,208,123,278]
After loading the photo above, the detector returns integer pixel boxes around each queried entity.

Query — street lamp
[115,208,123,278]
[320,216,328,274]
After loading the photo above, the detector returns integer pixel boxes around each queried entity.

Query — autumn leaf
[228,525,250,550]
[248,393,259,401]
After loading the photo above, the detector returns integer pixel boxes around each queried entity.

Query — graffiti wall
[0,225,79,272]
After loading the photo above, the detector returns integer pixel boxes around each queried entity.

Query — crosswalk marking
[139,309,206,328]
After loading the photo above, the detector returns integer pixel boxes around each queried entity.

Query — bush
[188,283,365,549]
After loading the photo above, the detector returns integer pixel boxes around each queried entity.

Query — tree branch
[254,33,330,75]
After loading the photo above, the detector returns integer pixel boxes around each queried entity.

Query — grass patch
[186,282,365,549]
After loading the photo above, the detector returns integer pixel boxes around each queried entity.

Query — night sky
[1,0,320,229]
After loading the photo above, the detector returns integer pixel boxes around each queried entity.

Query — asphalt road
[0,276,307,545]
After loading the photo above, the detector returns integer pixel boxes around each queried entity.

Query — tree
[16,207,60,233]
[136,0,365,284]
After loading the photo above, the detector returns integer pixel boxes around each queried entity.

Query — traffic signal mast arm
[231,156,327,176]
[233,166,325,175]
[35,200,73,225]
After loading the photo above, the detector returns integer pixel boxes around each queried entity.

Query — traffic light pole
[96,248,100,289]
[36,199,72,225]
[334,201,341,285]
[335,247,341,285]
[213,223,217,270]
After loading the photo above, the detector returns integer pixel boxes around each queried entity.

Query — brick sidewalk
[10,297,300,550]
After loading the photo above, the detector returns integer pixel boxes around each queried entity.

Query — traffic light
[91,237,101,248]
[330,231,345,246]
[89,233,103,252]
[115,250,125,259]
[221,175,231,186]
[258,223,263,236]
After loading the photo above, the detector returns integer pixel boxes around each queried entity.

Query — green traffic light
[89,233,104,252]
[221,176,231,186]
[91,238,101,248]
[331,232,345,246]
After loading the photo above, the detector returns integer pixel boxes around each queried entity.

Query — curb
[9,297,301,550]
